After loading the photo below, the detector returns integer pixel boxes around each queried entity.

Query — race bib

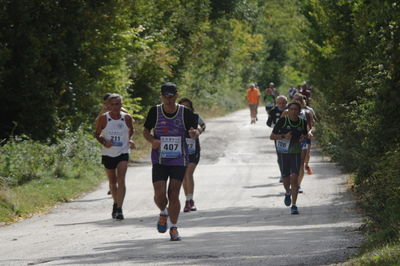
[186,138,196,154]
[111,135,123,147]
[160,136,182,158]
[276,138,290,153]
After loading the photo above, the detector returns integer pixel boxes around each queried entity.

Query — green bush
[356,147,400,241]
[0,128,101,187]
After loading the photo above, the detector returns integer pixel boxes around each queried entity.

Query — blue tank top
[151,104,188,166]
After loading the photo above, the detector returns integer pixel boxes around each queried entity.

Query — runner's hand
[129,140,136,149]
[151,139,161,149]
[104,140,113,148]
[189,127,199,139]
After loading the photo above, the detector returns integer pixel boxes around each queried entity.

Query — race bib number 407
[160,136,182,158]
[276,138,290,153]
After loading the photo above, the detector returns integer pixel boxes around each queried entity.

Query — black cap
[161,82,177,96]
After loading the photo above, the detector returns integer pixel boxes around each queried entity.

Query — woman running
[178,98,206,213]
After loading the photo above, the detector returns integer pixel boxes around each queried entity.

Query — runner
[143,82,199,241]
[304,97,317,175]
[269,82,280,97]
[264,87,276,114]
[97,93,129,196]
[95,94,135,220]
[178,98,206,213]
[270,101,308,214]
[267,95,288,183]
[246,83,260,124]
[299,82,311,101]
[292,94,314,193]
[288,87,298,100]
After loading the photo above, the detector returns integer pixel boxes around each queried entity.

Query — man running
[178,98,206,213]
[293,94,314,193]
[95,94,135,220]
[269,82,280,97]
[246,83,260,124]
[264,87,276,114]
[267,95,288,183]
[270,101,308,214]
[97,93,129,196]
[143,82,199,241]
[304,97,317,175]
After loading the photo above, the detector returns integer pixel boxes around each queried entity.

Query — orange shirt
[247,88,260,104]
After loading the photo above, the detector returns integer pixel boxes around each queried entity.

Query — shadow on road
[37,198,362,265]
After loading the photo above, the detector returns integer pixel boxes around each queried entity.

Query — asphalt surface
[0,107,363,265]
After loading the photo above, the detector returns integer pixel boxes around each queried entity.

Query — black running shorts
[102,153,129,170]
[277,153,302,177]
[152,164,186,183]
[188,152,200,164]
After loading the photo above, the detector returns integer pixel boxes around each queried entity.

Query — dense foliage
[300,0,400,241]
[0,0,304,141]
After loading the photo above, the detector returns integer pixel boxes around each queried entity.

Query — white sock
[160,209,168,216]
[186,194,193,201]
[170,223,177,228]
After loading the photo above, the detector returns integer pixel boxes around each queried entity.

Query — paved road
[0,108,363,265]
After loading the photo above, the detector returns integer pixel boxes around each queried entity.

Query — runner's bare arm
[198,123,206,134]
[95,115,112,148]
[125,115,136,149]
[143,128,160,149]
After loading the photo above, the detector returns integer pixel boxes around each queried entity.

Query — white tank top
[299,109,307,121]
[101,112,130,157]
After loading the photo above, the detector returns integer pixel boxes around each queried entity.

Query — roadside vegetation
[300,1,400,264]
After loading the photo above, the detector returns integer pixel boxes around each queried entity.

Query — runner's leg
[153,181,168,211]
[116,160,128,208]
[168,178,182,224]
[183,163,196,196]
[290,173,299,205]
[105,169,117,204]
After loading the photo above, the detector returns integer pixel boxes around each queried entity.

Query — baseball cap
[161,82,177,96]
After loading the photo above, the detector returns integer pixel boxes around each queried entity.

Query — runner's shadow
[243,183,281,189]
[252,193,284,198]
[72,197,109,203]
[32,216,362,266]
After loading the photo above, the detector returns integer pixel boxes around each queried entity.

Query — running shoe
[305,165,313,175]
[183,200,191,212]
[291,205,299,215]
[284,193,291,206]
[169,227,181,241]
[111,203,117,219]
[115,207,124,220]
[157,214,168,233]
[190,199,197,211]
[298,186,304,193]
